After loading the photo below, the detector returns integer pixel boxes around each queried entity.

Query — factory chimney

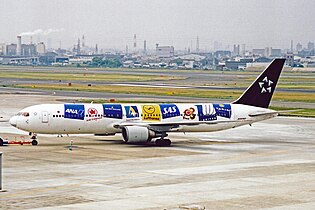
[82,35,85,48]
[17,36,22,56]
[133,34,137,53]
[77,38,81,54]
[143,40,147,55]
[196,36,199,53]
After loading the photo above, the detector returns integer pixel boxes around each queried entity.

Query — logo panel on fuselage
[159,104,180,119]
[64,104,85,120]
[183,107,196,120]
[196,104,217,121]
[103,104,123,119]
[125,106,139,118]
[141,105,161,121]
[213,104,232,118]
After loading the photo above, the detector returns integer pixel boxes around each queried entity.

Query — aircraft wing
[114,119,253,131]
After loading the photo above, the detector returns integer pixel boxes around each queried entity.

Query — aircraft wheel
[31,140,38,146]
[155,139,171,147]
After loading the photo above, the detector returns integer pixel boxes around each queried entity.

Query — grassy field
[13,83,315,103]
[0,66,314,90]
[270,106,315,118]
[2,65,314,117]
[0,71,183,82]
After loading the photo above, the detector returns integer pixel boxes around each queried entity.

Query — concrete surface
[0,93,314,209]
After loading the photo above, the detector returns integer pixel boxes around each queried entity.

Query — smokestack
[17,36,22,56]
[144,40,147,55]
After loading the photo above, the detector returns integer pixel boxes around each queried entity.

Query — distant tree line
[90,57,122,68]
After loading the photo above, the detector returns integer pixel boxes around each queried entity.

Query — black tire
[0,138,3,146]
[32,140,38,146]
[155,139,162,146]
[163,139,171,146]
[155,139,171,147]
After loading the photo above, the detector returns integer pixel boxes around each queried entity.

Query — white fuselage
[10,103,275,135]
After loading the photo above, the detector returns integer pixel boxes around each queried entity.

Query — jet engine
[122,126,156,143]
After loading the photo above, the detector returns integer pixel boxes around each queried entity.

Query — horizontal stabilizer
[249,109,302,118]
[248,111,278,117]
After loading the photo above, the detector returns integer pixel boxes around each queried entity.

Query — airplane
[9,58,286,146]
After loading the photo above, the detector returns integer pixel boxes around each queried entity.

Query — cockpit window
[17,112,30,117]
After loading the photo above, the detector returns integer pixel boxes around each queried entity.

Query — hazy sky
[0,0,314,50]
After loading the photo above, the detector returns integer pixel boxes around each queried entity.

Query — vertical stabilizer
[233,58,285,108]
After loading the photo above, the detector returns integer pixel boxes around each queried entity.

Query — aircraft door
[42,111,49,123]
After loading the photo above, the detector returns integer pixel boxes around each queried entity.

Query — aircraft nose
[9,116,17,127]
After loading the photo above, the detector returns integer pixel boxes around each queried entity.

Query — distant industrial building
[155,44,174,58]
[0,44,4,55]
[253,49,265,56]
[286,53,294,67]
[296,43,303,52]
[225,58,253,70]
[307,42,314,51]
[2,44,17,56]
[298,49,315,57]
[21,44,36,56]
[36,42,46,55]
[213,50,231,58]
[233,44,240,56]
[253,48,281,57]
[0,36,45,57]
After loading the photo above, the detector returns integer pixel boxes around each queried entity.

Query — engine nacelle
[122,126,155,143]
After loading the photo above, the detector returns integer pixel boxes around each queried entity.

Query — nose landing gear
[30,133,38,145]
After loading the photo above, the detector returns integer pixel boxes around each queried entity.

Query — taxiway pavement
[0,94,314,209]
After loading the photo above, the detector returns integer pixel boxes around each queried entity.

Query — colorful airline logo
[125,106,139,118]
[88,108,98,117]
[196,104,217,121]
[159,104,180,119]
[86,107,102,122]
[64,104,85,120]
[183,107,196,120]
[103,104,123,119]
[259,76,274,94]
[141,105,161,121]
[213,104,232,118]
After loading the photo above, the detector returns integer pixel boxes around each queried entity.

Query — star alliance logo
[259,76,273,93]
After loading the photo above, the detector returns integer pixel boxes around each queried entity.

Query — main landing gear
[29,132,38,145]
[155,132,171,146]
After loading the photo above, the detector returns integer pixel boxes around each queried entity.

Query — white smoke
[19,28,64,36]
